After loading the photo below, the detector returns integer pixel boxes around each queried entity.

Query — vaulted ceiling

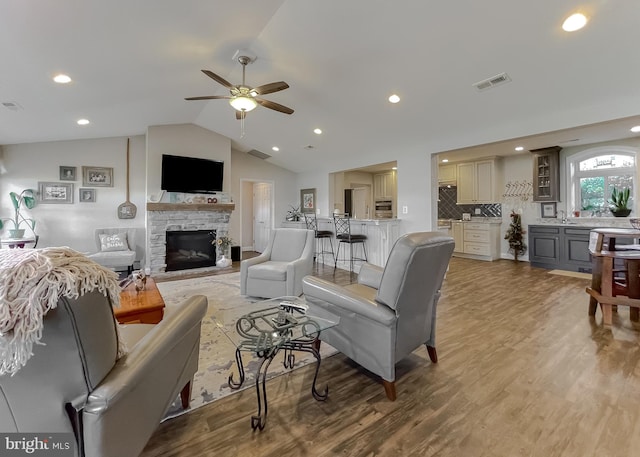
[2,1,640,172]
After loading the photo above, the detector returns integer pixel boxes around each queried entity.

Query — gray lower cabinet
[528,225,593,272]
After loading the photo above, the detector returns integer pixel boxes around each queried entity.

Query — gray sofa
[0,290,207,457]
[302,231,454,400]
[241,228,315,298]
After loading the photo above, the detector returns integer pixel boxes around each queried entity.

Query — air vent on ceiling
[1,101,22,111]
[247,149,271,160]
[472,72,512,92]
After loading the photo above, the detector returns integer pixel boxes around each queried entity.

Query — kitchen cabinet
[456,158,501,204]
[438,163,457,185]
[451,221,464,253]
[528,225,592,272]
[451,220,501,260]
[374,171,396,199]
[531,146,561,202]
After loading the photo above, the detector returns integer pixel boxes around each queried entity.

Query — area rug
[155,272,337,419]
[548,269,591,280]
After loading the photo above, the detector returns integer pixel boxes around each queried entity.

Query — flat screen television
[161,154,224,193]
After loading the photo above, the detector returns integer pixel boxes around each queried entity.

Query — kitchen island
[281,217,401,272]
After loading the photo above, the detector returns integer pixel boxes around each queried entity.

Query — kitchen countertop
[531,217,636,228]
[439,217,503,227]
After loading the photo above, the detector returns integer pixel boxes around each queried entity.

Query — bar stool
[304,213,334,265]
[333,213,367,274]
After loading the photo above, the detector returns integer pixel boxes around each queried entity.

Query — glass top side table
[213,296,339,430]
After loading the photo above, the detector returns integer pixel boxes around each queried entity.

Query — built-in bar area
[281,217,401,272]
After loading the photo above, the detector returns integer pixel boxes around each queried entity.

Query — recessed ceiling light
[313,128,322,135]
[515,146,524,151]
[272,146,280,152]
[388,94,400,104]
[53,74,72,84]
[77,119,90,125]
[562,13,587,32]
[392,167,397,170]
[442,159,449,163]
[631,126,640,133]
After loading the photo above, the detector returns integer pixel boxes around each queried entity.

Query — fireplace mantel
[147,203,235,212]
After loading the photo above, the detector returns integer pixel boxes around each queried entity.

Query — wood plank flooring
[141,257,640,457]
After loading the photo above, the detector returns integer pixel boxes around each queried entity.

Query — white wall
[146,123,231,199]
[1,135,146,257]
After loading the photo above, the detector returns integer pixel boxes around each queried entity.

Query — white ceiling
[2,1,640,173]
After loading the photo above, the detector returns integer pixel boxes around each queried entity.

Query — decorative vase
[217,254,232,268]
[612,209,632,217]
[8,229,25,238]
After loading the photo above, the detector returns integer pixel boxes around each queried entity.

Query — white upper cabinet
[438,163,457,185]
[456,158,502,204]
[373,171,396,199]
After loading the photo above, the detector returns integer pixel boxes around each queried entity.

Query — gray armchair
[302,232,454,400]
[241,228,315,298]
[0,290,207,457]
[87,228,138,274]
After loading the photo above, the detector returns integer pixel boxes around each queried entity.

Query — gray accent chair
[0,290,207,457]
[302,232,454,401]
[87,228,138,274]
[241,228,315,298]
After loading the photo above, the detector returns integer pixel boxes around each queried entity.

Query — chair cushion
[99,232,129,252]
[337,234,367,241]
[247,261,288,281]
[316,230,333,237]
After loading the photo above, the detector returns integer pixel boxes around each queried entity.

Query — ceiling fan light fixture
[229,96,257,112]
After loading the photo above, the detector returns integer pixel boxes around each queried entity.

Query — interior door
[253,182,272,253]
[352,187,370,219]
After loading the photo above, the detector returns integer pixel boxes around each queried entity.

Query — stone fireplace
[147,203,234,275]
[165,229,217,271]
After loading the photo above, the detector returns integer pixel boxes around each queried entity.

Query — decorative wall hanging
[82,166,113,187]
[79,188,96,202]
[38,182,74,204]
[59,166,76,181]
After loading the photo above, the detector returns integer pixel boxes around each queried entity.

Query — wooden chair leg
[382,380,397,401]
[180,381,192,409]
[427,345,438,363]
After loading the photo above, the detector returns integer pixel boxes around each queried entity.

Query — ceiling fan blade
[255,98,294,114]
[185,95,232,101]
[201,70,234,89]
[253,81,289,95]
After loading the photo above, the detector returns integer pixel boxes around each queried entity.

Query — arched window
[566,146,636,216]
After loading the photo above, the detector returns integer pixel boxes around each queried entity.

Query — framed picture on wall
[79,188,96,202]
[541,202,557,218]
[300,188,316,213]
[59,166,76,181]
[82,166,113,187]
[38,182,74,204]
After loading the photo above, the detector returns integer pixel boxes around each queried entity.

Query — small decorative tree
[504,210,526,261]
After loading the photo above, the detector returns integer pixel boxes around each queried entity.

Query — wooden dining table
[586,227,640,325]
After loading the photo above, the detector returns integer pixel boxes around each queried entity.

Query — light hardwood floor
[141,257,640,457]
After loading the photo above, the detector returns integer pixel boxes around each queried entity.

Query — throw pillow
[99,233,129,252]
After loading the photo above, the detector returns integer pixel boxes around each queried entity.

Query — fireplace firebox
[166,230,216,271]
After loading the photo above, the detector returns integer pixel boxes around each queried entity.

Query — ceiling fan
[185,55,294,120]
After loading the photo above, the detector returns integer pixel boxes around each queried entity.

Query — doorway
[240,179,274,254]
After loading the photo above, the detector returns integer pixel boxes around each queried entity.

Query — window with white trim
[566,146,636,216]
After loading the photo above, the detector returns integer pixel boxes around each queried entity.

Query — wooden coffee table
[116,277,165,324]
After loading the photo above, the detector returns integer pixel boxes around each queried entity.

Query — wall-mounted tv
[161,154,224,194]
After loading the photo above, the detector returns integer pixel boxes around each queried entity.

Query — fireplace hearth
[166,230,216,271]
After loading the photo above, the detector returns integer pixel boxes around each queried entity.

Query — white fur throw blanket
[0,247,122,376]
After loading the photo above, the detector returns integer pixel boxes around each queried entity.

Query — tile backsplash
[438,186,502,219]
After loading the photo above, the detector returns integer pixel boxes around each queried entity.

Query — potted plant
[609,186,632,217]
[0,189,37,238]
